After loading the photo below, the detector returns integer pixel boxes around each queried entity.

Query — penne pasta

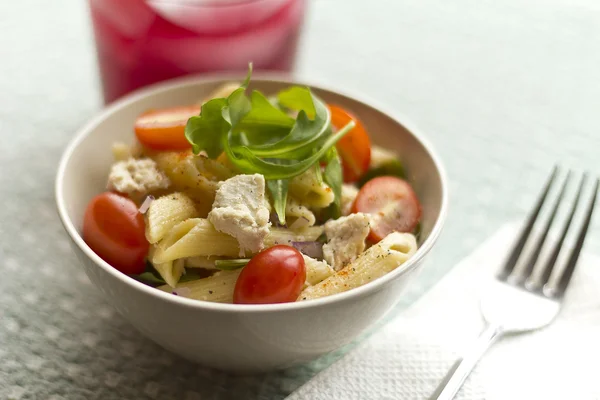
[302,255,334,288]
[341,184,359,216]
[151,218,324,263]
[154,259,185,288]
[298,232,417,301]
[369,145,398,169]
[184,256,219,270]
[147,246,185,287]
[111,142,133,161]
[157,270,242,303]
[145,192,199,244]
[286,196,317,230]
[112,141,145,161]
[289,167,335,209]
[198,82,241,105]
[90,79,424,305]
[149,151,233,215]
[266,227,325,247]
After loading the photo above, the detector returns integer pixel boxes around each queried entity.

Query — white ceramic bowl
[55,73,448,372]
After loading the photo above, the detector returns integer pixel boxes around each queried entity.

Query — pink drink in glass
[89,0,306,103]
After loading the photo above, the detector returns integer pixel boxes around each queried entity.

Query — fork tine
[550,176,599,298]
[538,174,586,287]
[521,171,571,284]
[498,166,558,280]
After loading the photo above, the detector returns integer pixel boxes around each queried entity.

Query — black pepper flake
[209,290,213,294]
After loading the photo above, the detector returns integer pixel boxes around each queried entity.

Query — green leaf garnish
[131,271,167,286]
[266,178,289,225]
[224,121,355,180]
[214,259,250,270]
[358,159,406,187]
[185,98,229,157]
[131,268,209,286]
[322,147,343,220]
[235,90,295,144]
[240,63,253,88]
[247,93,331,160]
[185,64,356,183]
[277,86,317,119]
[413,222,422,242]
[313,159,323,185]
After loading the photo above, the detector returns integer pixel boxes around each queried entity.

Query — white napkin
[287,223,600,400]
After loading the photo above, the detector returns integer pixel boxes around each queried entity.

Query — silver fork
[428,167,599,400]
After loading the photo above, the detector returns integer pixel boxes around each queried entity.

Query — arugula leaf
[313,160,323,185]
[358,159,406,187]
[322,147,343,220]
[225,120,355,179]
[225,64,254,128]
[316,232,328,244]
[248,89,331,159]
[131,271,167,286]
[214,259,250,270]
[186,65,356,182]
[131,268,208,286]
[240,63,253,88]
[186,65,254,156]
[413,222,422,243]
[225,87,251,128]
[185,98,229,157]
[266,178,289,225]
[235,90,295,143]
[277,86,317,119]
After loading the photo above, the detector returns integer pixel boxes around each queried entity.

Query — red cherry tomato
[233,245,306,304]
[134,106,200,151]
[328,105,372,183]
[83,192,148,274]
[352,176,422,242]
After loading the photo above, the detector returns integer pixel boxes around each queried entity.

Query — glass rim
[146,0,287,8]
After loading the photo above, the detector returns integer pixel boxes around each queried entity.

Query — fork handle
[428,323,504,400]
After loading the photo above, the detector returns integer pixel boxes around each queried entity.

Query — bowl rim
[55,71,448,313]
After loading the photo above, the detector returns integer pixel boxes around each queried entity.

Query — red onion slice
[291,241,323,260]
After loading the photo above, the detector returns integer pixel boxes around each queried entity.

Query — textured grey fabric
[1,0,599,399]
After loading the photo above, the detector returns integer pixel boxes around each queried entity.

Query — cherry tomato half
[328,105,372,183]
[233,245,306,304]
[83,192,148,275]
[134,106,200,151]
[352,176,422,242]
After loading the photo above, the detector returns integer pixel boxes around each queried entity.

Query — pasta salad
[82,67,422,304]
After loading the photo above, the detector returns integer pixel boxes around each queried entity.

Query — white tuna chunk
[107,158,171,196]
[208,174,271,256]
[323,213,371,271]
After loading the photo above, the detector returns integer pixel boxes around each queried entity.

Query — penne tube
[157,270,242,303]
[151,218,324,263]
[299,232,417,301]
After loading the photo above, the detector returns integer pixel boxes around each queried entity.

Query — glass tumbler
[89,0,307,103]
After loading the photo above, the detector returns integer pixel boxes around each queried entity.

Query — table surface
[1,0,599,399]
